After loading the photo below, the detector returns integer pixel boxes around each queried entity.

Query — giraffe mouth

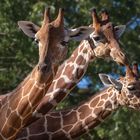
[113,58,124,66]
[117,62,124,66]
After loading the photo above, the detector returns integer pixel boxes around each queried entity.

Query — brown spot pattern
[47,116,61,132]
[63,111,77,125]
[29,118,45,134]
[78,105,92,120]
[98,100,104,106]
[29,88,44,105]
[90,97,100,107]
[17,98,32,118]
[76,68,85,80]
[105,101,112,109]
[63,65,74,76]
[70,121,85,138]
[76,55,86,65]
[67,48,79,63]
[94,107,102,115]
[2,123,17,138]
[29,134,49,140]
[56,78,65,88]
[54,67,63,80]
[63,125,73,132]
[101,94,108,99]
[7,111,21,129]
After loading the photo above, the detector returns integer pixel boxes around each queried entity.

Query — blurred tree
[0,0,140,139]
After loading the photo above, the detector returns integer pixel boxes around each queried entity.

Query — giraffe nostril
[38,63,48,73]
[119,52,125,58]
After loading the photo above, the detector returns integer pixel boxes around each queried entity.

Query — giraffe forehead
[101,24,116,39]
[101,22,112,30]
[36,26,49,39]
[38,23,64,38]
[102,28,114,40]
[90,29,108,42]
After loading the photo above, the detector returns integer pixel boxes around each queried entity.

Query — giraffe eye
[34,38,40,44]
[93,36,101,41]
[127,85,135,91]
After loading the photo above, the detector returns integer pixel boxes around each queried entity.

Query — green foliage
[0,0,140,139]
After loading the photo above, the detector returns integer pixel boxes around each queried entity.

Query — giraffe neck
[0,64,57,140]
[25,39,95,126]
[16,87,120,140]
[0,72,31,109]
[0,64,58,108]
[0,38,95,139]
[0,95,6,108]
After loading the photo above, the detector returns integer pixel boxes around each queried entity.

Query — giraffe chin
[117,62,124,66]
[114,58,127,66]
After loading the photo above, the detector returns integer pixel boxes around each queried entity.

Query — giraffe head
[99,63,140,110]
[90,8,128,66]
[18,8,93,73]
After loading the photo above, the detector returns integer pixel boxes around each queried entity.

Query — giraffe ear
[99,74,113,86]
[108,76,122,90]
[99,74,122,90]
[114,25,126,39]
[67,26,94,41]
[18,21,40,38]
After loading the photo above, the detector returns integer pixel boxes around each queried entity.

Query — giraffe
[2,9,127,129]
[16,64,140,140]
[0,8,125,138]
[29,8,128,123]
[0,8,92,140]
